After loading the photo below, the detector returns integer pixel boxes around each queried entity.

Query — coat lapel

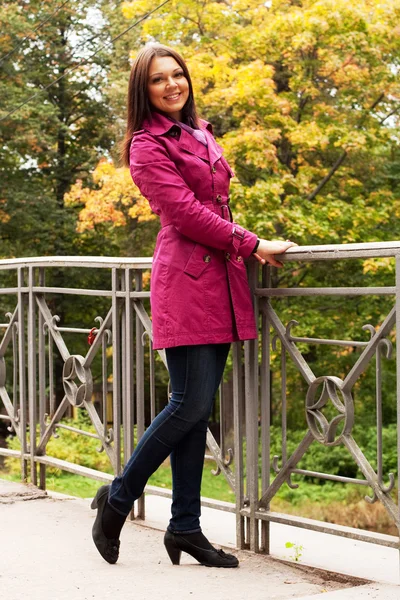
[203,125,222,166]
[143,111,223,165]
[178,127,210,163]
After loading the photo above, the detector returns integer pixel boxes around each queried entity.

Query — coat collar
[142,111,213,136]
[141,111,221,164]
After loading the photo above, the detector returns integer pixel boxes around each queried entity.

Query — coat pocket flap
[184,244,212,279]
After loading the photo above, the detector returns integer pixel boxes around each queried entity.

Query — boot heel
[165,542,182,565]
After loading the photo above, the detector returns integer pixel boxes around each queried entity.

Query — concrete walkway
[1,480,399,600]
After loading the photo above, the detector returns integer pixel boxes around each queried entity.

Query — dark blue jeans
[108,343,230,533]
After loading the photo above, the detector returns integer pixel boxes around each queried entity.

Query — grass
[1,460,397,536]
[0,458,235,502]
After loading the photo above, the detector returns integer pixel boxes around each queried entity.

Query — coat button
[225,252,231,261]
[212,165,216,174]
[236,256,242,262]
[203,254,211,263]
[216,194,222,203]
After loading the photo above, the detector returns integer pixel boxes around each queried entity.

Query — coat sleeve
[129,132,258,258]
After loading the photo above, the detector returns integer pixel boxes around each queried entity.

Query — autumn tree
[81,0,400,426]
[0,0,114,257]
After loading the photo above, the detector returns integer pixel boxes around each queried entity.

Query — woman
[91,43,296,568]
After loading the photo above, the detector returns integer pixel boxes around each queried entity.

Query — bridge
[0,242,399,598]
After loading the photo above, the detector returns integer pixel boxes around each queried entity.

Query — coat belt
[160,203,232,228]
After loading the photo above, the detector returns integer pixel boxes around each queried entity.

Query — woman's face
[147,55,190,121]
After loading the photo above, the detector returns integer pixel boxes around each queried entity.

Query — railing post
[233,341,245,548]
[38,268,46,489]
[244,261,260,552]
[27,267,37,485]
[123,268,135,520]
[111,268,122,475]
[395,255,400,570]
[135,270,145,520]
[260,264,271,553]
[17,267,28,481]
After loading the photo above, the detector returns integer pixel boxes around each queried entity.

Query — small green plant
[285,541,304,562]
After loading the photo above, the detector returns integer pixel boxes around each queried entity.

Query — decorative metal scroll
[259,301,399,533]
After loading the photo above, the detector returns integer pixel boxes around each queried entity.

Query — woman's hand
[253,239,298,267]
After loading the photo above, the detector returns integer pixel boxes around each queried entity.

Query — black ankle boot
[91,484,121,564]
[164,530,239,568]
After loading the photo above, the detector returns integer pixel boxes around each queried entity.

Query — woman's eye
[152,77,162,83]
[175,72,184,78]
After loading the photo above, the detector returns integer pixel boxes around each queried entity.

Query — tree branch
[306,92,385,201]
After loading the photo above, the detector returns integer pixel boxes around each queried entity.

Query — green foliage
[4,413,113,476]
[268,423,398,483]
[285,541,304,562]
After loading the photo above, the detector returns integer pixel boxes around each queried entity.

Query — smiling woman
[147,56,189,121]
[90,42,296,571]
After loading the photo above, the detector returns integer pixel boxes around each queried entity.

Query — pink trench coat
[129,111,258,350]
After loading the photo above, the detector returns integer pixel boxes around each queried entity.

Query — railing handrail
[282,240,400,262]
[0,256,153,270]
[1,240,400,270]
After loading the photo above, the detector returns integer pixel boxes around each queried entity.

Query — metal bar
[233,341,245,549]
[83,307,112,369]
[0,256,153,270]
[265,303,316,386]
[121,271,128,467]
[83,399,118,472]
[0,288,22,295]
[244,261,259,552]
[343,307,396,391]
[48,328,55,418]
[291,468,372,485]
[0,389,20,438]
[133,301,167,368]
[343,435,399,526]
[12,316,18,432]
[28,267,37,484]
[55,327,99,334]
[256,287,396,297]
[0,244,398,270]
[396,256,400,544]
[54,423,102,439]
[259,432,315,507]
[36,396,70,455]
[206,430,235,491]
[0,306,18,355]
[284,336,370,348]
[111,269,121,476]
[0,286,150,299]
[149,339,155,422]
[101,321,108,440]
[241,509,399,549]
[260,265,271,554]
[281,346,287,465]
[219,380,225,460]
[376,345,384,486]
[38,268,46,489]
[135,272,145,520]
[17,268,27,481]
[35,296,70,362]
[31,287,113,297]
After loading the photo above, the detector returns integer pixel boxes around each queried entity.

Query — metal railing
[0,244,398,559]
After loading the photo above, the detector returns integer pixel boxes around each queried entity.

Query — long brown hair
[120,43,199,167]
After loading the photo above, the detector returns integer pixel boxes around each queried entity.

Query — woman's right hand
[253,239,298,267]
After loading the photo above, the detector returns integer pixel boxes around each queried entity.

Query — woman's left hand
[253,238,298,267]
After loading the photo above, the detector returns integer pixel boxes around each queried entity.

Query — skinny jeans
[108,343,230,533]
